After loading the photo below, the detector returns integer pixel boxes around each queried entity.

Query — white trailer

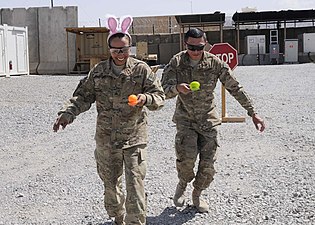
[0,24,29,77]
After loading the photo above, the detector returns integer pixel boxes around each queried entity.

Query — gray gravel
[0,63,314,225]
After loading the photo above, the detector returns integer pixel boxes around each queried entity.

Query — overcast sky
[1,0,314,26]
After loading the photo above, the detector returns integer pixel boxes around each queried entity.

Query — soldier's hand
[53,113,72,132]
[136,94,147,107]
[252,114,265,132]
[176,83,191,94]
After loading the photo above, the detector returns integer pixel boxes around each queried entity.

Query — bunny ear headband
[106,15,133,45]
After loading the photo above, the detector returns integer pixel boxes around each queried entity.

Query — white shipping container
[0,24,29,77]
[302,33,315,53]
[245,35,266,54]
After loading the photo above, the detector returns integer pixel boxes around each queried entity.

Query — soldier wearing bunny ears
[53,15,165,225]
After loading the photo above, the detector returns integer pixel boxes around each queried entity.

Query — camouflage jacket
[161,51,255,130]
[59,57,165,149]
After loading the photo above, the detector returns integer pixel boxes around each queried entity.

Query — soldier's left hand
[252,114,265,132]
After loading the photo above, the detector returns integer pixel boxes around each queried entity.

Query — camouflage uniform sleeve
[161,58,179,99]
[218,64,256,117]
[142,66,165,111]
[57,67,96,120]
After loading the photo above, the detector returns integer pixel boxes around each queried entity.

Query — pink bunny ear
[106,15,133,44]
[120,16,133,33]
[106,16,118,34]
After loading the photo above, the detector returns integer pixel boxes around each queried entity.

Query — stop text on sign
[215,53,235,64]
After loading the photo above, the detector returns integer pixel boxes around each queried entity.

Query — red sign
[209,43,238,70]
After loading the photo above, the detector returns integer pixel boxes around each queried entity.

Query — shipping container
[65,27,109,73]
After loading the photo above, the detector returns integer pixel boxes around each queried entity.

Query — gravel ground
[0,63,314,225]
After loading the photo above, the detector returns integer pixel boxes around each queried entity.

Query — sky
[1,0,315,26]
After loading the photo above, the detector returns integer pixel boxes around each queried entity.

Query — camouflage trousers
[175,122,218,190]
[94,142,147,225]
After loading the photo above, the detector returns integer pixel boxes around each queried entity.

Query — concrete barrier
[37,7,77,74]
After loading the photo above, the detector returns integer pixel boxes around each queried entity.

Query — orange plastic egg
[128,94,138,106]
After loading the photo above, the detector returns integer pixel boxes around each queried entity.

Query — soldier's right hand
[176,83,191,94]
[53,113,73,132]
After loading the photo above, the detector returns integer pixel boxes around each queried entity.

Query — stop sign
[209,43,238,70]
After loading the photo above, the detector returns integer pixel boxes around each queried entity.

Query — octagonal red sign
[209,43,238,70]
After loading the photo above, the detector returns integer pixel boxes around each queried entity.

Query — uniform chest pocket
[200,76,218,93]
[94,77,110,91]
[176,69,191,84]
[122,75,143,95]
[94,77,114,104]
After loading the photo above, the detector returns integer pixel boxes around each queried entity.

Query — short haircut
[184,28,207,42]
[108,33,131,48]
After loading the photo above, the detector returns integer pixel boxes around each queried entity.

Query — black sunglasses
[185,43,205,51]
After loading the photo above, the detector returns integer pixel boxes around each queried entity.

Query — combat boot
[113,214,125,225]
[173,181,187,207]
[192,189,209,213]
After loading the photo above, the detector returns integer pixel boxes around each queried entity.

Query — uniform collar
[182,51,208,68]
[108,57,133,77]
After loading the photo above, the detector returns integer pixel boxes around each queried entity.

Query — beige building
[131,14,224,35]
[131,16,180,34]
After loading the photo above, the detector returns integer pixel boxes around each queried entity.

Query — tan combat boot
[192,189,209,213]
[114,214,125,225]
[173,181,187,207]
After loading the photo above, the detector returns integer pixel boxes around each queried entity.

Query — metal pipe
[35,8,40,74]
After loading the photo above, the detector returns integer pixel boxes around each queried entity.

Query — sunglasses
[185,43,205,51]
[109,46,130,54]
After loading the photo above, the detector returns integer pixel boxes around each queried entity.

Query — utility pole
[190,0,193,14]
[51,0,54,7]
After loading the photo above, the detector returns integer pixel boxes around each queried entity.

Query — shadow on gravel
[147,206,197,225]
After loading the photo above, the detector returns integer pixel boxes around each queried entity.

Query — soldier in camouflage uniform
[161,28,265,213]
[53,16,165,225]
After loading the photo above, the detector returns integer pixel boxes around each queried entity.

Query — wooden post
[66,31,69,74]
[219,23,227,119]
[221,85,226,118]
